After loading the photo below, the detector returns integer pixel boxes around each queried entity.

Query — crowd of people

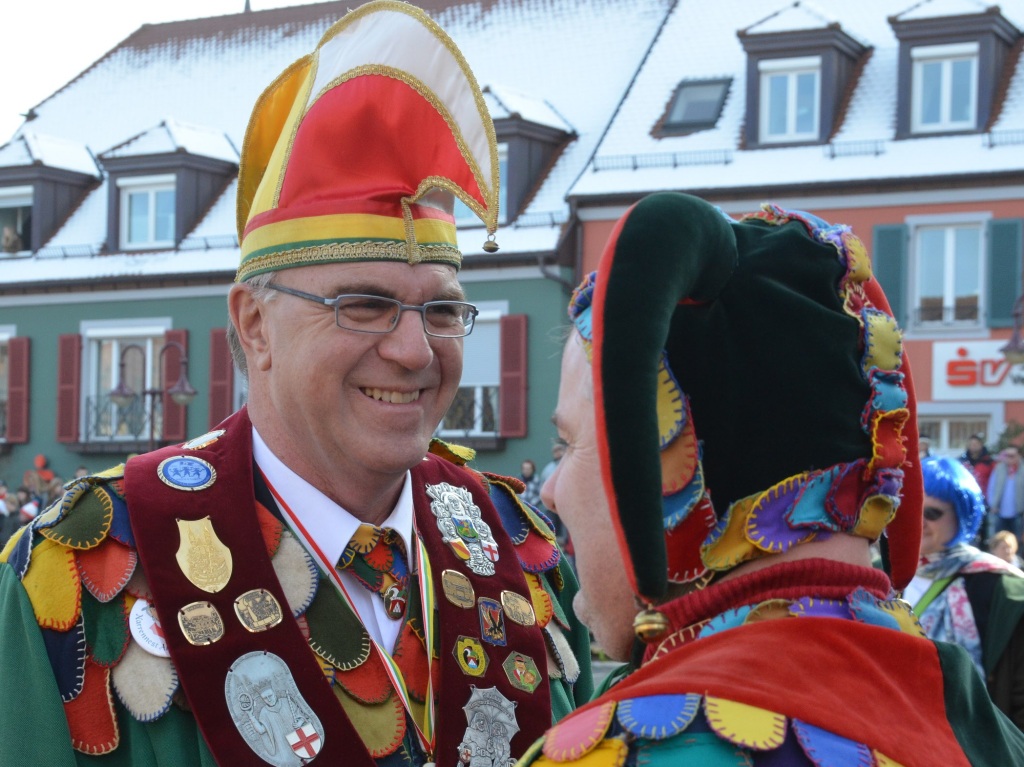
[1,3,1023,766]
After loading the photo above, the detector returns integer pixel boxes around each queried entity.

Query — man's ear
[228,283,272,372]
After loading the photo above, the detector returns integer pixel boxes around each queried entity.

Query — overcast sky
[2,0,318,141]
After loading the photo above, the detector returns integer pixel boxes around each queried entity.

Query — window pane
[917,228,946,321]
[498,153,508,224]
[953,226,980,320]
[128,192,149,244]
[0,206,29,252]
[795,72,817,134]
[767,74,789,136]
[668,82,726,126]
[443,387,477,431]
[919,61,942,126]
[949,420,988,452]
[950,58,974,124]
[155,189,175,243]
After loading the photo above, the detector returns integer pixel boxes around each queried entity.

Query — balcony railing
[83,393,163,444]
[913,298,980,325]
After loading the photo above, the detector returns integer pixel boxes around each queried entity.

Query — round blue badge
[157,456,216,491]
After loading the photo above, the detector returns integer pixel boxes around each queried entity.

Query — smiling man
[0,4,589,766]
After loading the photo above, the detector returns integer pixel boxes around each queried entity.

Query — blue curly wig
[921,456,985,547]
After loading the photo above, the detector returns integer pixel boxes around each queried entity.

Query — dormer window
[0,186,32,253]
[455,143,508,225]
[911,43,977,134]
[118,175,175,250]
[656,79,731,137]
[890,7,1021,139]
[738,18,867,148]
[759,57,820,143]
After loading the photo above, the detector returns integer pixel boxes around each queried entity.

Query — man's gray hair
[227,272,277,378]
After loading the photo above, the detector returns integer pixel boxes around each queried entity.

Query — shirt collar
[251,427,414,567]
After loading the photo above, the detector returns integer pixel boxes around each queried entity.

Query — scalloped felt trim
[616,693,701,740]
[705,696,786,751]
[23,537,81,631]
[272,532,320,617]
[82,591,129,668]
[793,719,873,767]
[333,683,406,758]
[542,699,616,761]
[76,538,137,604]
[39,484,113,550]
[42,614,86,702]
[111,640,178,722]
[65,657,119,755]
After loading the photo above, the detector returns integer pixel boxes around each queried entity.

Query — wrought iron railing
[437,386,499,437]
[82,394,163,443]
[913,300,980,325]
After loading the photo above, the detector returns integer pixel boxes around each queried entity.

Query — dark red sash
[412,456,552,763]
[124,408,375,767]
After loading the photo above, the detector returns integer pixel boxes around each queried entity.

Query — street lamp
[108,340,197,451]
[1001,295,1024,366]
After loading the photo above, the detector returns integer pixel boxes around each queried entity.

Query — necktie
[337,523,410,620]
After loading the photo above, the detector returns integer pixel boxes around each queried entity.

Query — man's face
[1006,448,1021,468]
[541,335,638,661]
[968,437,983,457]
[238,260,464,493]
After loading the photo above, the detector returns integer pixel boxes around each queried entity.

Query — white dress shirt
[252,427,414,653]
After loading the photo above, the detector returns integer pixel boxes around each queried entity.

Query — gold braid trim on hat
[236,241,462,282]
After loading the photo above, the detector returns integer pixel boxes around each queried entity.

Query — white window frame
[916,401,1001,457]
[80,318,172,442]
[911,42,978,133]
[758,56,821,143]
[0,325,13,442]
[907,212,988,331]
[117,174,176,250]
[0,185,33,255]
[455,143,508,226]
[437,302,505,438]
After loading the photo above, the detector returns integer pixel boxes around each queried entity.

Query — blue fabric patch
[793,719,873,767]
[617,693,701,740]
[697,606,752,639]
[42,617,86,702]
[848,588,901,631]
[786,467,843,531]
[870,371,907,413]
[489,484,531,545]
[8,525,34,580]
[106,487,134,548]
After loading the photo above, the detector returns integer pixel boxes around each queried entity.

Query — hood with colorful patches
[569,192,921,602]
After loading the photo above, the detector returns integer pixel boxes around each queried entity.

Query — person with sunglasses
[906,455,1024,730]
[0,4,591,765]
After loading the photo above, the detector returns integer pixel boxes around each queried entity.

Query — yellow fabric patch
[536,739,627,767]
[525,572,554,628]
[863,311,902,372]
[701,497,763,572]
[705,696,786,751]
[745,599,794,624]
[842,232,872,283]
[853,495,897,539]
[333,683,405,758]
[429,438,476,466]
[874,752,906,767]
[23,538,81,631]
[877,599,925,637]
[656,360,685,448]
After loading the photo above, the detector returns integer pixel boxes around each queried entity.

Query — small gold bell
[482,235,499,253]
[633,608,670,643]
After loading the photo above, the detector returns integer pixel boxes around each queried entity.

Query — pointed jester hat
[569,193,922,603]
[235,0,499,281]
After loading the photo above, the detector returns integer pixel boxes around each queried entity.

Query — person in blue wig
[906,455,1024,729]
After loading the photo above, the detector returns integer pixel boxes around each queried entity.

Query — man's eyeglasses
[923,506,946,522]
[265,283,478,338]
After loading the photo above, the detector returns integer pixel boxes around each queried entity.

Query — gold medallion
[175,517,233,593]
[441,569,475,608]
[234,588,284,633]
[178,601,225,645]
[500,590,536,626]
[182,429,226,450]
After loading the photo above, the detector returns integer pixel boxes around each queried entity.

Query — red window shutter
[56,334,82,443]
[162,329,189,443]
[499,314,528,439]
[5,337,30,443]
[208,328,235,428]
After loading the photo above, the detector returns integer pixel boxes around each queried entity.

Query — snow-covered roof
[102,118,238,163]
[569,0,1024,200]
[0,131,99,177]
[484,84,574,134]
[0,0,670,286]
